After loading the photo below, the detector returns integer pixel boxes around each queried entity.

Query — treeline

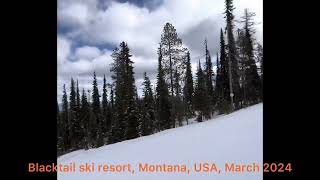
[57,0,263,156]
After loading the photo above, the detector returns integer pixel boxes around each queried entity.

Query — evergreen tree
[141,72,155,136]
[122,42,140,140]
[61,84,70,151]
[216,29,231,113]
[239,9,262,105]
[204,39,215,113]
[57,101,64,155]
[69,78,78,149]
[109,84,114,108]
[88,105,97,148]
[102,75,108,114]
[194,61,210,122]
[111,42,140,141]
[92,72,103,147]
[156,45,171,131]
[76,80,80,110]
[160,23,187,96]
[160,23,188,128]
[108,83,114,143]
[102,74,111,141]
[69,79,76,112]
[224,0,241,110]
[92,72,101,115]
[183,51,194,121]
[80,88,90,149]
[111,47,125,143]
[76,80,84,147]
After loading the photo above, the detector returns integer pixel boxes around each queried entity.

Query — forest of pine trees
[57,0,263,156]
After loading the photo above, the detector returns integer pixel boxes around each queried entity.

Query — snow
[58,103,263,180]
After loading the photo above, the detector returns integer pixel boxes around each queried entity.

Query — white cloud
[74,46,101,60]
[57,0,263,102]
[58,0,99,28]
[60,3,89,25]
[57,35,71,65]
[58,0,262,58]
[59,49,113,77]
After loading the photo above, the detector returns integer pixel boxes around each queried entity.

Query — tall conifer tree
[80,88,90,149]
[183,51,194,120]
[216,29,231,113]
[102,74,110,139]
[204,39,215,113]
[92,72,103,147]
[141,72,155,135]
[224,0,241,109]
[156,45,171,131]
[62,84,70,150]
[194,61,210,121]
[239,9,262,105]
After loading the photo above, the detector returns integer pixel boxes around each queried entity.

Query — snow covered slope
[58,103,263,180]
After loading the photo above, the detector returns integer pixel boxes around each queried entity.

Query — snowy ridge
[58,103,263,180]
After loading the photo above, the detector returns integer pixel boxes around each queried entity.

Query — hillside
[58,103,263,180]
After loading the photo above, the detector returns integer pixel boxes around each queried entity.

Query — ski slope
[58,103,263,180]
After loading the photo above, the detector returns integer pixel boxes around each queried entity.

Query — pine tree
[88,105,97,148]
[75,80,84,148]
[111,42,140,141]
[224,0,241,110]
[77,80,84,147]
[92,72,101,115]
[57,101,64,155]
[204,39,215,113]
[216,29,231,113]
[111,47,125,143]
[156,45,171,131]
[70,79,76,109]
[108,83,114,143]
[122,42,140,140]
[141,72,155,136]
[194,61,210,122]
[76,80,80,111]
[239,9,262,105]
[61,84,70,151]
[69,78,78,149]
[102,74,111,141]
[160,23,187,96]
[109,84,114,108]
[183,51,194,121]
[80,88,90,149]
[160,23,188,128]
[92,72,103,147]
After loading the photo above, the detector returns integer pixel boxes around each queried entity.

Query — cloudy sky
[57,0,262,102]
